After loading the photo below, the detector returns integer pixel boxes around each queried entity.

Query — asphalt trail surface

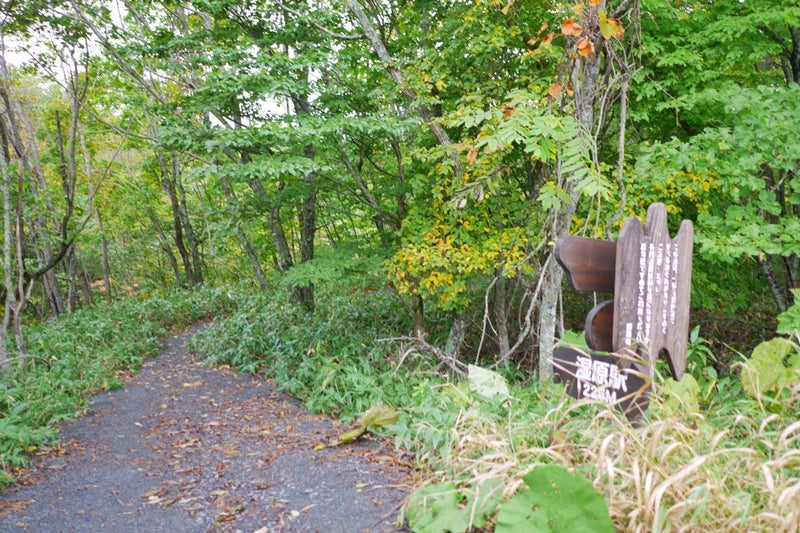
[0,325,414,532]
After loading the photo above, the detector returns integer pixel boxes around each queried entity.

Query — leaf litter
[0,325,415,532]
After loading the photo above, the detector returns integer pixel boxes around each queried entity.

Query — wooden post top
[555,237,616,293]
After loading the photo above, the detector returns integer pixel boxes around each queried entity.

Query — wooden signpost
[552,203,693,417]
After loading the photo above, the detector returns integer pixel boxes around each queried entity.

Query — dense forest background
[2,0,798,371]
[2,1,800,530]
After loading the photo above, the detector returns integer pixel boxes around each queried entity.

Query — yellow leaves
[548,83,562,99]
[598,10,624,40]
[387,206,534,311]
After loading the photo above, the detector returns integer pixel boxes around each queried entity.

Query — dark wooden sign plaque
[554,203,693,416]
[552,346,650,416]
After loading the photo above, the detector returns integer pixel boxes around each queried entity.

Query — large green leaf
[495,465,614,533]
[407,478,504,533]
[740,337,800,397]
[468,365,511,403]
[407,482,469,533]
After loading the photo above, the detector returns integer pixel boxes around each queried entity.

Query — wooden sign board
[554,203,694,416]
[585,300,614,352]
[553,346,650,418]
[612,203,693,380]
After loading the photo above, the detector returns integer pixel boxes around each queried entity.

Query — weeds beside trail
[192,283,800,532]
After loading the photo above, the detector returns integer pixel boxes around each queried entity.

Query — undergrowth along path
[0,324,415,532]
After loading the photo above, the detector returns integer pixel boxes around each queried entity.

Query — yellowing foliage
[388,207,532,311]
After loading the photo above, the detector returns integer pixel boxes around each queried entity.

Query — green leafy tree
[630,1,800,314]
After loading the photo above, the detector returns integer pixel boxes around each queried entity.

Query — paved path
[0,326,414,532]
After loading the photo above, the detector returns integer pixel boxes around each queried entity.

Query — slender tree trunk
[296,145,316,311]
[66,246,78,312]
[14,132,63,315]
[20,110,64,317]
[390,139,407,226]
[289,82,318,312]
[172,158,203,285]
[77,255,94,307]
[1,51,68,318]
[335,143,400,236]
[760,256,789,313]
[218,173,269,290]
[411,295,425,339]
[157,153,194,287]
[445,314,467,361]
[0,120,12,373]
[250,178,295,273]
[494,270,511,358]
[150,212,184,288]
[55,107,81,313]
[96,208,113,302]
[295,180,316,311]
[78,126,113,303]
[13,168,28,368]
[537,1,615,379]
[346,0,463,178]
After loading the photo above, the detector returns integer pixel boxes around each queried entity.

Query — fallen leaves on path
[1,327,416,532]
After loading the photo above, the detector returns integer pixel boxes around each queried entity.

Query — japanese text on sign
[575,355,629,405]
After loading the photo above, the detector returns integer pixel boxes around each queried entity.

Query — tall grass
[190,283,426,420]
[405,372,800,532]
[190,281,800,531]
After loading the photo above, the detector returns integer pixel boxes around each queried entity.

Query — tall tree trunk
[171,157,203,285]
[78,126,113,303]
[250,178,295,273]
[218,173,269,290]
[158,153,195,287]
[12,167,28,368]
[760,256,789,313]
[66,245,78,312]
[0,118,12,373]
[77,255,94,307]
[1,49,73,318]
[8,110,64,316]
[150,212,185,288]
[537,0,624,379]
[289,78,318,312]
[55,106,81,313]
[96,207,113,302]
[445,314,467,361]
[494,270,511,358]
